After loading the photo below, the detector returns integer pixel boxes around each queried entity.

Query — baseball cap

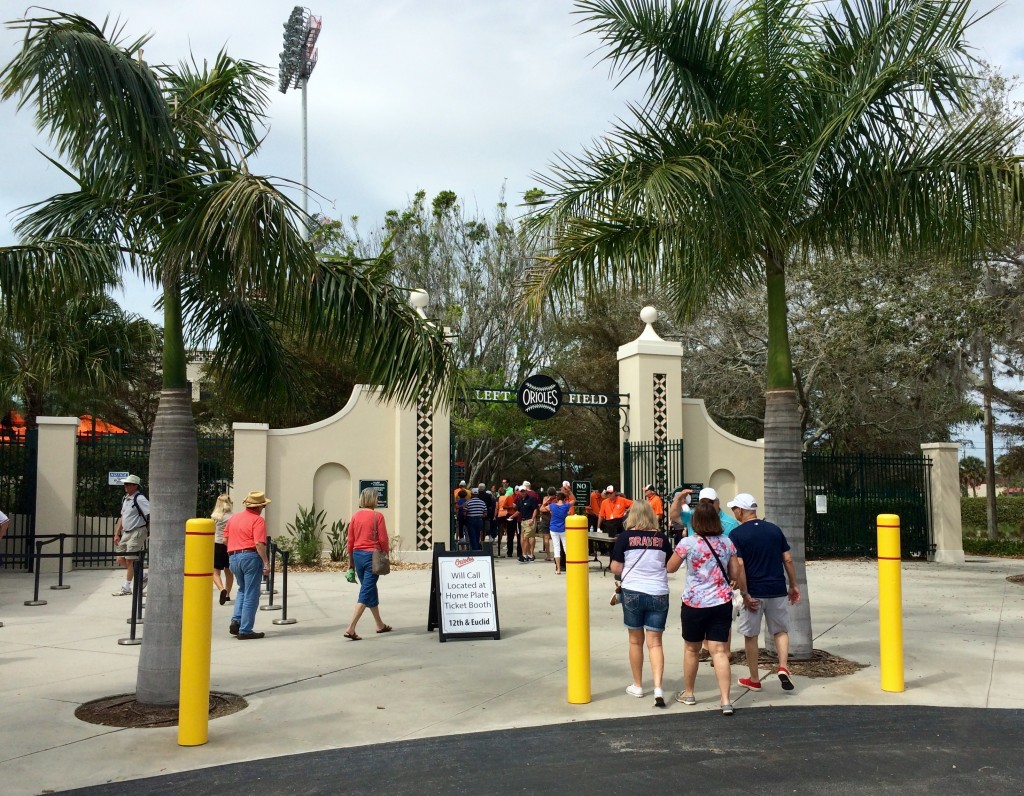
[562,480,570,488]
[644,484,654,492]
[698,487,718,501]
[605,485,616,493]
[523,480,531,487]
[471,488,479,494]
[459,480,467,486]
[727,493,758,511]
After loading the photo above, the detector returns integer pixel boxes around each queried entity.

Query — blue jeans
[230,551,263,634]
[621,588,669,632]
[353,550,380,608]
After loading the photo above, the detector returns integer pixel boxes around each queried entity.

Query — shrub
[286,504,325,566]
[962,536,1024,557]
[326,519,347,563]
[961,497,1024,534]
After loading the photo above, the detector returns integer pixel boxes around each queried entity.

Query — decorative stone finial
[638,306,663,341]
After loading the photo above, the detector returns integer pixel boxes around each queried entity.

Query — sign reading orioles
[516,374,562,420]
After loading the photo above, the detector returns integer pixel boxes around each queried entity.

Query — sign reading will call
[516,374,562,420]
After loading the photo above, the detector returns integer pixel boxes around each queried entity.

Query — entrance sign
[469,384,622,410]
[359,479,388,508]
[108,471,129,486]
[516,374,562,420]
[428,546,500,641]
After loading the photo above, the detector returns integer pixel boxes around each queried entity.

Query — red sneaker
[737,676,762,690]
[777,667,795,691]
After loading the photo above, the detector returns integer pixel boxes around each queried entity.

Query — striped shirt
[462,497,488,518]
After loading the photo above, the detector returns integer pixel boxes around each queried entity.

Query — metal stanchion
[50,533,71,590]
[261,541,282,612]
[24,542,47,606]
[272,550,297,625]
[118,559,143,645]
[261,536,278,595]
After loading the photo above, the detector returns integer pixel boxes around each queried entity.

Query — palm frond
[0,239,121,317]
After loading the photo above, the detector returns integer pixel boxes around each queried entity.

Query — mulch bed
[76,692,247,729]
[710,648,868,678]
[1007,574,1024,586]
[282,560,430,574]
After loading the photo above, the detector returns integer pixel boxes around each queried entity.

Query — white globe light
[409,289,429,309]
[640,306,658,324]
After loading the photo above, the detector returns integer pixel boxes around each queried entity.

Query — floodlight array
[278,6,321,93]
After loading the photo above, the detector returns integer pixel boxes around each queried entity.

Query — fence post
[50,533,71,590]
[24,542,47,606]
[272,550,297,626]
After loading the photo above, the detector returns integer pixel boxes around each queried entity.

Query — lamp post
[278,6,322,237]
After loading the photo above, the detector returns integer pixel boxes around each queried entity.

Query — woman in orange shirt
[344,488,392,640]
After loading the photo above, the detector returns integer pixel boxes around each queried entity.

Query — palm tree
[959,455,986,497]
[1,12,455,704]
[0,288,157,427]
[526,0,1024,657]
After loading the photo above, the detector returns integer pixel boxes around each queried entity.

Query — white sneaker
[626,684,644,698]
[112,585,132,596]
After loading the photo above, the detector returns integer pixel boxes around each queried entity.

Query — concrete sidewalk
[1,554,1022,794]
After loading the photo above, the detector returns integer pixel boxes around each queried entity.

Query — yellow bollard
[565,513,591,704]
[179,518,215,746]
[877,513,905,693]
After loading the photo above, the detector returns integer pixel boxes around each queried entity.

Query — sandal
[343,631,362,641]
[376,625,393,634]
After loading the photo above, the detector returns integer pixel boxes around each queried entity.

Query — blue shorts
[621,588,669,632]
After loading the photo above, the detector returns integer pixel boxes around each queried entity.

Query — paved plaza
[1,554,1022,793]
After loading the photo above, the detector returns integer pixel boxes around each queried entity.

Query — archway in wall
[313,462,351,536]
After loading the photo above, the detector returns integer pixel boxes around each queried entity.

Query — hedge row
[961,497,1024,530]
[962,537,1024,557]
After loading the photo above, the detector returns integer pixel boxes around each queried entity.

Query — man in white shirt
[112,474,149,596]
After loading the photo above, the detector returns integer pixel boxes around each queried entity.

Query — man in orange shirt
[225,490,272,640]
[644,484,664,525]
[597,485,633,538]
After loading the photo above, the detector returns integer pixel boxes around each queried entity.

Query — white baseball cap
[562,480,570,488]
[698,487,718,501]
[605,485,616,493]
[727,493,758,511]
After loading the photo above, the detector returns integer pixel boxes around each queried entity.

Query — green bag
[345,566,356,584]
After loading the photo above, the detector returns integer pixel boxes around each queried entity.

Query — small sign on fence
[108,471,129,486]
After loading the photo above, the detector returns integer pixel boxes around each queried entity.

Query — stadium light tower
[278,6,322,232]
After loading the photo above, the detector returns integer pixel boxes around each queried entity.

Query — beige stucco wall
[34,417,80,573]
[680,399,765,505]
[921,442,964,564]
[234,386,449,563]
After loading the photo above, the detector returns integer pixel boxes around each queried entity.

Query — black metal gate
[622,439,684,503]
[74,433,233,568]
[0,430,37,571]
[804,452,932,558]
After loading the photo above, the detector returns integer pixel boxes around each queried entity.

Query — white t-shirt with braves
[610,529,673,595]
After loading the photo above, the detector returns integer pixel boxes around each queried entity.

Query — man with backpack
[112,474,149,596]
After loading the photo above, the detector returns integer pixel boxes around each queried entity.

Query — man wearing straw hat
[112,474,149,596]
[225,490,272,640]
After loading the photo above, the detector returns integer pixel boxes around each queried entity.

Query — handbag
[371,512,391,576]
[345,566,357,584]
[610,550,646,605]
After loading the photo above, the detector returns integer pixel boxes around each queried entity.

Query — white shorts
[736,596,790,637]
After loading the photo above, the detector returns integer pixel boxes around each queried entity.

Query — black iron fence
[74,433,233,568]
[0,430,37,571]
[804,452,931,558]
[622,439,684,505]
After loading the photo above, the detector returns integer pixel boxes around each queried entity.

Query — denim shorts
[621,588,669,632]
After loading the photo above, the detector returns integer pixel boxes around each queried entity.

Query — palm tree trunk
[136,280,196,705]
[135,387,197,705]
[763,388,813,659]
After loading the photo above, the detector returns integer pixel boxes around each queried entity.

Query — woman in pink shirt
[343,488,392,640]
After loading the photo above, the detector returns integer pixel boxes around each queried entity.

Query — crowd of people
[454,478,801,715]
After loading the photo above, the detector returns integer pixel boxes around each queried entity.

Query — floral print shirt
[675,534,736,608]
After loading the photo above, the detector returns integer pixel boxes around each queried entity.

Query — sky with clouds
[2,1,1022,451]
